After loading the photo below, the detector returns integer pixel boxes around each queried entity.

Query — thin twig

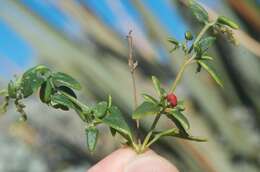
[127,31,140,143]
[127,30,138,109]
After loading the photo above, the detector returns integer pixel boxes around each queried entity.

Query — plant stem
[170,22,214,92]
[141,113,162,151]
[188,22,215,53]
[145,128,178,148]
[170,54,196,92]
[127,30,138,109]
[127,31,140,144]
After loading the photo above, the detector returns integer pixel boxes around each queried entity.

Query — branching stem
[139,22,215,152]
[170,22,214,92]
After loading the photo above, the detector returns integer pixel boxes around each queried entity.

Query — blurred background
[0,0,260,172]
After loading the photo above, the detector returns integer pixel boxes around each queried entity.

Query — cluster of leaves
[168,0,239,87]
[132,76,206,146]
[0,65,133,152]
[0,0,239,154]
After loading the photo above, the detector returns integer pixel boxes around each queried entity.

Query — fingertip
[124,153,179,172]
[88,148,136,172]
[88,148,179,172]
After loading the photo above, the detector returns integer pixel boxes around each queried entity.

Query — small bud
[185,31,193,40]
[166,93,178,107]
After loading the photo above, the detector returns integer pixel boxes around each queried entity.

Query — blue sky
[0,0,219,79]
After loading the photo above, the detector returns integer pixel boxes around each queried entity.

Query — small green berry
[185,31,193,40]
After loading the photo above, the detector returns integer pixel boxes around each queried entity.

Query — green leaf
[85,126,99,152]
[158,128,207,142]
[108,95,112,108]
[176,100,185,111]
[51,93,79,111]
[92,101,108,118]
[167,109,190,134]
[39,81,53,103]
[52,72,81,90]
[51,86,78,111]
[167,37,179,45]
[196,62,202,73]
[217,16,239,29]
[21,65,51,98]
[176,135,207,142]
[8,80,17,98]
[198,60,223,87]
[59,92,89,114]
[57,86,77,99]
[23,65,50,78]
[189,0,209,24]
[110,127,117,136]
[151,76,164,97]
[201,55,214,61]
[132,102,161,120]
[102,106,132,140]
[0,89,7,96]
[195,37,216,55]
[142,93,159,104]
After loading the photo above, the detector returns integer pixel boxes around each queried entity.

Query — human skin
[88,147,179,172]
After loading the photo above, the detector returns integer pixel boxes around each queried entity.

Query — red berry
[166,93,178,107]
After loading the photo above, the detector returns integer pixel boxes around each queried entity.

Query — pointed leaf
[102,106,132,140]
[39,81,53,103]
[57,86,77,98]
[59,91,89,112]
[195,37,216,55]
[85,126,99,152]
[21,65,51,97]
[57,87,78,110]
[110,127,117,136]
[217,16,239,29]
[51,94,78,110]
[108,95,112,108]
[159,128,207,142]
[142,93,159,104]
[176,135,207,142]
[201,55,214,61]
[23,65,50,78]
[132,102,161,119]
[167,37,179,45]
[151,76,164,97]
[167,109,190,133]
[198,60,223,87]
[189,0,209,24]
[52,72,81,90]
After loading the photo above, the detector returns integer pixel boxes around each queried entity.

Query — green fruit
[185,31,193,40]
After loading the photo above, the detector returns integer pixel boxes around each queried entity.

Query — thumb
[88,148,179,172]
[124,150,179,172]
